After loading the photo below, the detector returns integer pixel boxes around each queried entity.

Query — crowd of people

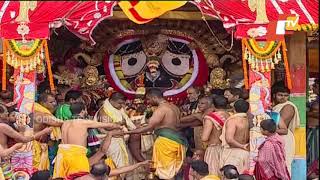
[0,79,318,180]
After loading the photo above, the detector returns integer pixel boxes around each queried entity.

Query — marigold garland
[242,38,292,89]
[281,41,292,89]
[8,39,42,57]
[1,39,55,91]
[4,39,45,72]
[2,40,7,91]
[44,40,55,91]
[242,40,249,89]
[244,38,281,59]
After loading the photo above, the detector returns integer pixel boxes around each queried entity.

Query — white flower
[17,24,30,36]
[247,26,267,38]
[94,13,101,19]
[256,26,267,36]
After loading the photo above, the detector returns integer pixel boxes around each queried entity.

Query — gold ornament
[82,65,100,87]
[209,68,229,89]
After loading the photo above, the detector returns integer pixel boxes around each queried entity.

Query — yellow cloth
[201,175,220,180]
[273,101,301,176]
[105,158,117,180]
[34,103,61,140]
[97,99,136,130]
[204,145,222,176]
[95,99,132,169]
[294,127,306,157]
[53,144,89,179]
[32,140,49,171]
[152,136,186,179]
[0,167,4,180]
[119,1,187,24]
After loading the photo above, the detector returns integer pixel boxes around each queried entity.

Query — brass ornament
[209,67,229,89]
[82,65,100,87]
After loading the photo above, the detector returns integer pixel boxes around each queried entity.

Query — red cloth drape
[194,0,319,39]
[0,1,116,44]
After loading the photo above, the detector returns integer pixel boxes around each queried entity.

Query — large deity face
[104,34,208,98]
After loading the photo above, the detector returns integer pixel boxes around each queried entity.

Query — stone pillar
[286,32,307,180]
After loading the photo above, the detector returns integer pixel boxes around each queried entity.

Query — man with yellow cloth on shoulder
[94,92,137,180]
[33,92,63,171]
[126,88,188,180]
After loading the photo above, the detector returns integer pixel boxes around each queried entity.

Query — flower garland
[242,38,292,89]
[4,39,44,72]
[1,39,55,91]
[8,39,42,57]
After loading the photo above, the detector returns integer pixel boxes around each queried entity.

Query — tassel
[40,47,44,59]
[265,60,270,72]
[21,65,25,73]
[255,58,259,71]
[44,40,55,91]
[260,60,265,72]
[251,56,255,69]
[277,49,281,59]
[274,56,279,64]
[281,41,292,89]
[2,40,7,91]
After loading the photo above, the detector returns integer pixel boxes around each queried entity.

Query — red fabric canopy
[193,0,318,39]
[0,1,318,42]
[0,1,116,44]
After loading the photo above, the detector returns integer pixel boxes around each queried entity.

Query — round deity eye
[161,51,190,76]
[121,51,147,76]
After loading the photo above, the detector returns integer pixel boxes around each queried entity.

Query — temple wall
[286,32,307,180]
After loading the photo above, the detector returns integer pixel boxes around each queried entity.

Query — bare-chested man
[126,88,187,180]
[220,99,250,174]
[0,122,52,179]
[178,96,215,151]
[0,123,52,152]
[53,102,122,179]
[202,96,229,176]
[272,85,300,176]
